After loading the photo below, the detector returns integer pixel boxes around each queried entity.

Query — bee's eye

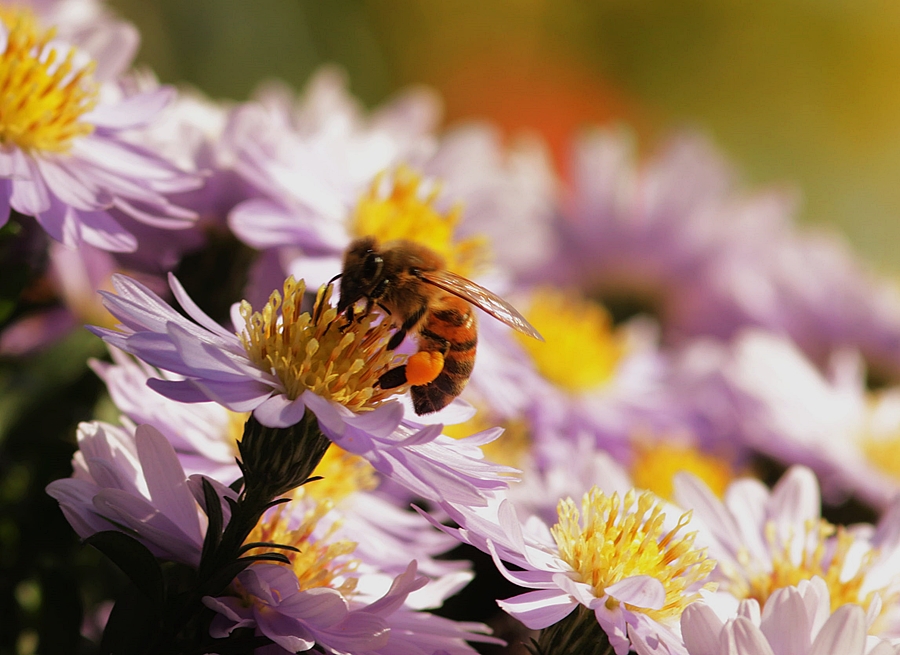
[362,252,383,281]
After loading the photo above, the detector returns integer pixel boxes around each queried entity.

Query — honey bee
[335,236,543,415]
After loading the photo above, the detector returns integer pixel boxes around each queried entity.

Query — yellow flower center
[304,445,378,505]
[552,487,715,622]
[351,166,488,277]
[239,278,404,412]
[518,288,626,392]
[245,489,359,596]
[0,8,97,153]
[860,430,900,481]
[629,438,737,501]
[729,519,886,616]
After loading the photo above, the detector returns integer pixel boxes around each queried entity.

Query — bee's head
[337,236,385,314]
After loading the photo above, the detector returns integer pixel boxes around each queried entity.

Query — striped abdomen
[412,294,477,414]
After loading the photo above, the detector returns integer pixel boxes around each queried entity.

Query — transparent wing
[422,269,544,341]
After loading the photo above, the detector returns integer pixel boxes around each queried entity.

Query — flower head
[631,577,900,655]
[91,273,515,505]
[675,465,900,637]
[0,5,202,251]
[45,421,224,567]
[428,485,715,655]
[91,272,402,426]
[224,68,554,289]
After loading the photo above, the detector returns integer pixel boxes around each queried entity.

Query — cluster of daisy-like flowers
[7,0,900,653]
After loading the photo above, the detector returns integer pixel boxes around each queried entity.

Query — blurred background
[110,0,900,272]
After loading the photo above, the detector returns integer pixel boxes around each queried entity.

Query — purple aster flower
[23,0,139,81]
[680,329,900,508]
[206,476,499,654]
[674,465,900,639]
[0,6,203,252]
[550,127,900,382]
[45,421,229,567]
[222,67,555,292]
[90,349,482,577]
[631,577,900,655]
[205,560,499,655]
[424,485,715,655]
[90,273,516,505]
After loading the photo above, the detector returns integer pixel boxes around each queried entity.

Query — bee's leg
[387,328,408,351]
[338,306,355,332]
[386,303,427,351]
[378,365,408,389]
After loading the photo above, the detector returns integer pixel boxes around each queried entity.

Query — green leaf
[239,552,292,565]
[239,541,300,555]
[200,478,223,564]
[85,531,165,607]
[200,558,254,598]
[99,584,162,655]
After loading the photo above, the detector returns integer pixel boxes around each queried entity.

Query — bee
[335,236,543,415]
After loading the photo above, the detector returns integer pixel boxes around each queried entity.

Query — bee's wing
[421,269,544,341]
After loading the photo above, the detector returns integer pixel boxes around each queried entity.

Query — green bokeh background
[109,0,900,272]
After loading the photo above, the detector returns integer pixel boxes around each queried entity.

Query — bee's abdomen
[412,296,477,414]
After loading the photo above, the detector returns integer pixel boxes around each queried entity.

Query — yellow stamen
[518,288,626,392]
[304,446,378,505]
[351,166,488,277]
[552,487,715,622]
[0,8,97,153]
[239,278,404,412]
[245,489,358,596]
[629,438,737,501]
[728,519,889,617]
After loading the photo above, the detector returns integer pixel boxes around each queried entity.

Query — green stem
[530,605,616,655]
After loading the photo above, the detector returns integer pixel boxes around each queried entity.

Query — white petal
[496,589,577,630]
[605,576,666,610]
[809,605,866,655]
[682,603,725,655]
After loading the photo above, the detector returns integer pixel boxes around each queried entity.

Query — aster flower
[553,127,900,382]
[426,484,715,655]
[47,416,496,654]
[501,285,698,458]
[90,273,516,505]
[631,577,900,655]
[223,67,555,289]
[548,128,793,340]
[206,476,499,654]
[205,560,499,655]
[45,421,221,567]
[0,5,203,252]
[674,465,900,638]
[683,329,900,508]
[90,348,477,578]
[16,0,139,81]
